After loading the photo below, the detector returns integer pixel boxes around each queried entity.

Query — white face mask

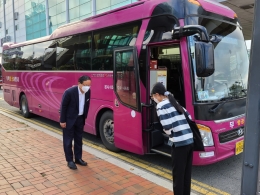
[153,97,160,104]
[82,86,90,93]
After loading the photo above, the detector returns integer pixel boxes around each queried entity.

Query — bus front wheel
[99,111,120,152]
[20,95,32,118]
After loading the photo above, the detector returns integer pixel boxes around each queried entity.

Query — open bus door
[147,43,186,157]
[112,46,144,154]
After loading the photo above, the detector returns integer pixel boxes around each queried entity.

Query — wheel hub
[103,119,114,144]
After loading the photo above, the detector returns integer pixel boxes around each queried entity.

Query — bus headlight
[197,124,214,146]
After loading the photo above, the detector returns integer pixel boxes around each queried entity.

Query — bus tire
[99,111,120,152]
[20,95,32,118]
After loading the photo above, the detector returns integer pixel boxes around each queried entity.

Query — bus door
[113,46,143,154]
[148,44,184,157]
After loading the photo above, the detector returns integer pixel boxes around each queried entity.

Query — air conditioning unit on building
[14,12,19,20]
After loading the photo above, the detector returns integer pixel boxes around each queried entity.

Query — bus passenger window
[33,41,54,70]
[17,45,34,70]
[92,21,141,71]
[56,36,80,70]
[44,43,56,70]
[2,49,16,70]
[76,33,92,70]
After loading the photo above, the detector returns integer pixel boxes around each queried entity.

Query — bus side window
[17,45,33,70]
[33,41,53,70]
[2,50,15,70]
[43,41,57,70]
[77,33,92,70]
[92,21,141,71]
[56,36,79,70]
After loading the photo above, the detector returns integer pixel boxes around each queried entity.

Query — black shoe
[75,159,87,166]
[67,161,77,170]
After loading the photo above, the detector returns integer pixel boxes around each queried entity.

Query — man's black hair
[78,75,91,84]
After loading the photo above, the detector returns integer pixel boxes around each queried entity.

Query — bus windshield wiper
[209,96,234,113]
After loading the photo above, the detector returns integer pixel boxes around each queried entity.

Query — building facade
[0,0,138,52]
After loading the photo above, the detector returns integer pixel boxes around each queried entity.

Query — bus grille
[219,127,244,143]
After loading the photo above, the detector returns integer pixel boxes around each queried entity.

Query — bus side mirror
[172,25,210,42]
[195,42,215,77]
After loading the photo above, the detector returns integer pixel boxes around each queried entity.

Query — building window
[25,2,47,40]
[6,29,8,34]
[96,0,139,14]
[69,0,92,23]
[49,0,66,33]
[15,25,18,31]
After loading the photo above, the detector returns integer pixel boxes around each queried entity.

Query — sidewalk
[0,113,174,195]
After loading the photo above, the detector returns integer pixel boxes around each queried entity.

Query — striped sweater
[156,99,194,147]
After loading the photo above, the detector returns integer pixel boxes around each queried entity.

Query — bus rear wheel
[99,111,120,152]
[20,95,32,118]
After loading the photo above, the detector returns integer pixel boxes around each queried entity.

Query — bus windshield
[188,17,249,102]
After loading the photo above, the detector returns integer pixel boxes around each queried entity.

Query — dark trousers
[171,144,193,195]
[63,116,84,162]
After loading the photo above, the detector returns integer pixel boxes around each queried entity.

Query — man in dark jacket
[60,75,91,169]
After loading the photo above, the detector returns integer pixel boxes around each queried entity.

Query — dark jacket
[60,86,90,130]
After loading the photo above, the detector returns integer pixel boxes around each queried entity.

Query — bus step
[150,148,171,157]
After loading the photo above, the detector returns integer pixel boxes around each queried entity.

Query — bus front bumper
[192,137,244,166]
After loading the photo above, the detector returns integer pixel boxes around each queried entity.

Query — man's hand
[60,122,66,128]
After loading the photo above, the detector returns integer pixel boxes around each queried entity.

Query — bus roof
[3,0,235,50]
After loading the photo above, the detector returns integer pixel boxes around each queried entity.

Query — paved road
[0,89,243,195]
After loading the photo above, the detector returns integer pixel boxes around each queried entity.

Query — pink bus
[1,0,248,165]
